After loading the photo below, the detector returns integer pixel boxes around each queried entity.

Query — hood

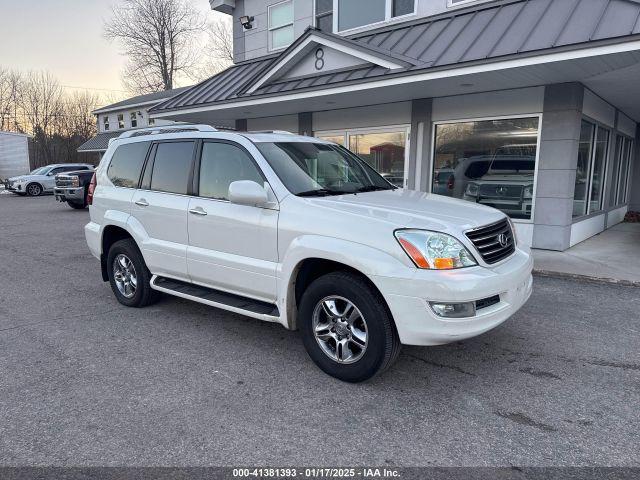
[9,174,46,182]
[302,189,505,232]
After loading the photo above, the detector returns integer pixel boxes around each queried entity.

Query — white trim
[315,124,412,187]
[268,0,295,52]
[429,113,543,225]
[152,40,640,119]
[247,33,408,94]
[334,0,417,34]
[447,0,494,10]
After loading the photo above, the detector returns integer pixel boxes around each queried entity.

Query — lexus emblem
[496,186,508,196]
[498,233,509,248]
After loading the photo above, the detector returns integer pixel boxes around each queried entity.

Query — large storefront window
[432,117,539,220]
[316,127,409,187]
[573,120,610,217]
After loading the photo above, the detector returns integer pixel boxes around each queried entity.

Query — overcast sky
[0,0,220,97]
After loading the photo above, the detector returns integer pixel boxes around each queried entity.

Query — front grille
[479,184,523,199]
[465,218,515,265]
[55,175,77,188]
[56,175,73,187]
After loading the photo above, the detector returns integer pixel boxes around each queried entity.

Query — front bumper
[5,182,20,192]
[54,187,84,203]
[371,248,533,346]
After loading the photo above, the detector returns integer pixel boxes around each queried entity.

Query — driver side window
[198,142,264,201]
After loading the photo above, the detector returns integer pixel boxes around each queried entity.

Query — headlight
[465,182,479,197]
[395,230,477,270]
[523,184,534,199]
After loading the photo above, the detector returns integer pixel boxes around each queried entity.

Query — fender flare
[279,235,408,330]
[98,211,152,280]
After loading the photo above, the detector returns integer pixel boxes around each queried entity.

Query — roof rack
[117,124,218,139]
[246,130,295,135]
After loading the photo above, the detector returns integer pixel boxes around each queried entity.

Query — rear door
[131,140,196,280]
[186,140,279,302]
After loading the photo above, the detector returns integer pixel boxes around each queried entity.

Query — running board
[151,276,280,320]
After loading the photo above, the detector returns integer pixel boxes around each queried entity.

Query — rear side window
[149,141,195,195]
[198,142,264,200]
[107,142,151,188]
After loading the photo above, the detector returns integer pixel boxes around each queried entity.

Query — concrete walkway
[532,222,640,285]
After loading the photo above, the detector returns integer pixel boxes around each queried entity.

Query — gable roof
[151,0,640,114]
[243,27,419,94]
[93,86,191,114]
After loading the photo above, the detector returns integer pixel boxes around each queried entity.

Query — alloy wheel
[27,184,41,196]
[113,254,137,298]
[312,296,368,364]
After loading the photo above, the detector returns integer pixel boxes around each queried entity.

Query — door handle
[189,207,207,216]
[135,199,149,207]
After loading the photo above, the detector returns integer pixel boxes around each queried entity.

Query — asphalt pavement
[0,194,638,467]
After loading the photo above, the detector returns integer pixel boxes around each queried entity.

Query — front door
[131,141,196,280]
[187,140,279,303]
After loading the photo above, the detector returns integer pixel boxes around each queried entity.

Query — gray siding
[231,0,491,62]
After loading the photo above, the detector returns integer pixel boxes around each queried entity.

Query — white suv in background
[85,125,533,382]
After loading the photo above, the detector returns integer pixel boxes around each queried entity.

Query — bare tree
[18,71,64,166]
[188,17,234,83]
[104,0,204,94]
[207,18,234,66]
[0,68,22,132]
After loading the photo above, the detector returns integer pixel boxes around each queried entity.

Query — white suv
[85,125,533,382]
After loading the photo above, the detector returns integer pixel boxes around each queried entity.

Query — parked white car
[5,163,93,196]
[85,125,533,382]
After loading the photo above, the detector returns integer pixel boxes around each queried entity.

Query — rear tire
[26,183,42,196]
[107,238,158,308]
[299,271,400,383]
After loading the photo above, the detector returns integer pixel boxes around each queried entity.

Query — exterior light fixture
[240,16,254,29]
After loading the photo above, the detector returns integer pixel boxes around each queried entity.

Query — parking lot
[0,194,638,467]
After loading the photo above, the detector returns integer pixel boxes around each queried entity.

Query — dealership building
[147,0,640,250]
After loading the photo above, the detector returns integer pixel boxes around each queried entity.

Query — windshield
[256,142,395,196]
[29,167,49,175]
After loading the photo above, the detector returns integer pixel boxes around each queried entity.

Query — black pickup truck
[54,169,95,209]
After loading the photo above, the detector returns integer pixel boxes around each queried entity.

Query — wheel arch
[100,225,135,282]
[282,237,406,332]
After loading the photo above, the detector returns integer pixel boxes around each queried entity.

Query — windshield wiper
[296,188,345,197]
[356,185,395,193]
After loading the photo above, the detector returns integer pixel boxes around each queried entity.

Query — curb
[533,269,640,288]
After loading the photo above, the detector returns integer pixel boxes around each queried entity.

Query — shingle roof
[152,0,640,113]
[93,86,192,114]
[77,131,123,152]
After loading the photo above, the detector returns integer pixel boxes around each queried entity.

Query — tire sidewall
[299,274,392,382]
[107,240,149,307]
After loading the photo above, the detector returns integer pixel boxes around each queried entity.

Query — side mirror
[228,180,269,207]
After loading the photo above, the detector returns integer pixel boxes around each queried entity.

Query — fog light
[429,301,476,318]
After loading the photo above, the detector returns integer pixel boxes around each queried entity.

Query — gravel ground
[0,194,638,467]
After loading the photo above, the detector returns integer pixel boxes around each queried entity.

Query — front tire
[107,238,157,308]
[299,271,400,383]
[26,183,42,196]
[67,201,86,209]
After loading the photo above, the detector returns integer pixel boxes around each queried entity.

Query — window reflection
[349,131,407,187]
[432,117,539,220]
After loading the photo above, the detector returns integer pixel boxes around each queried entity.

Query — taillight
[447,175,455,190]
[87,173,97,205]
